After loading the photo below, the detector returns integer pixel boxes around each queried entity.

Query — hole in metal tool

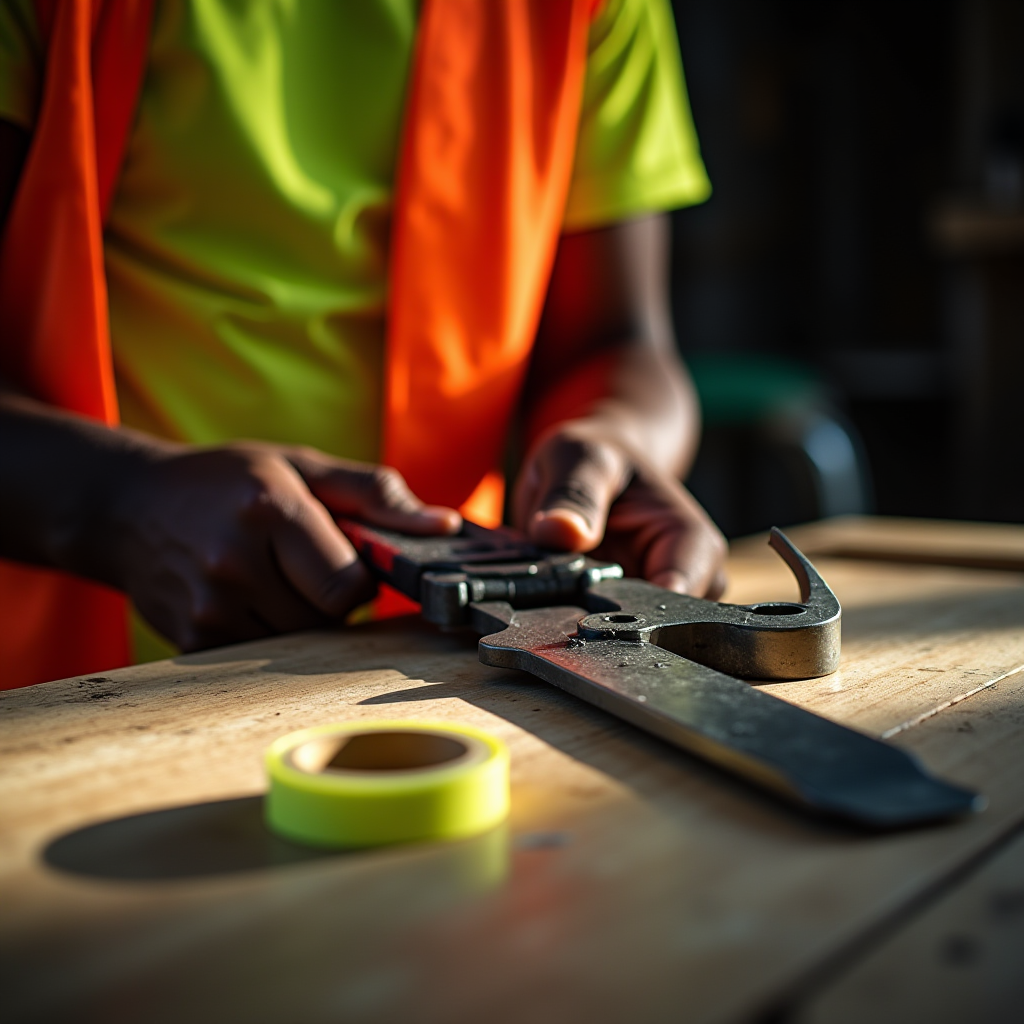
[605,614,639,623]
[748,602,805,616]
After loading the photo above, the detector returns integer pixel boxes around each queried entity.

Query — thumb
[526,435,629,552]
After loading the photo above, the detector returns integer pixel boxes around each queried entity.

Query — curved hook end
[768,527,812,603]
[768,529,841,623]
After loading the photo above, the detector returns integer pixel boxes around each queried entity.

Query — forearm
[521,213,699,478]
[0,391,172,582]
[0,388,462,652]
[521,337,699,478]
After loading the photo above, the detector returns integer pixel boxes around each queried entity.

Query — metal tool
[339,518,982,828]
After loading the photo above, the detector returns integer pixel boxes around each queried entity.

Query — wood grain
[2,521,1024,1024]
[794,825,1024,1024]
[732,514,1024,572]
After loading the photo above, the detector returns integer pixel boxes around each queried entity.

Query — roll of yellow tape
[264,720,509,849]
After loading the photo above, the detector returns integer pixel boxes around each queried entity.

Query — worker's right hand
[105,442,461,652]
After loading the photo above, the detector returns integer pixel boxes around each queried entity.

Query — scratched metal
[340,518,981,827]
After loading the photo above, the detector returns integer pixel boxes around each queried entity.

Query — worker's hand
[106,443,461,651]
[513,424,727,598]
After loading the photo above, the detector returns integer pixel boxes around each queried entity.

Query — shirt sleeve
[0,0,42,130]
[563,0,711,232]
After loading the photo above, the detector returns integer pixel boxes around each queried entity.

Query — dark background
[668,0,1024,537]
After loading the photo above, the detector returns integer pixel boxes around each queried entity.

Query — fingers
[288,449,461,536]
[131,568,274,653]
[137,511,362,648]
[646,520,728,600]
[117,445,397,653]
[201,453,379,626]
[652,566,727,601]
[518,433,629,552]
[514,431,727,597]
[643,496,726,599]
[234,557,335,634]
[177,599,272,652]
[637,481,727,597]
[590,470,728,599]
[266,481,378,619]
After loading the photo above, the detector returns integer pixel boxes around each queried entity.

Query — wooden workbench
[2,517,1023,1023]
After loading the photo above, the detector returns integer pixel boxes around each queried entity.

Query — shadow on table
[43,796,337,881]
[171,615,478,667]
[172,627,903,840]
[44,793,513,889]
[154,590,1015,844]
[357,678,871,841]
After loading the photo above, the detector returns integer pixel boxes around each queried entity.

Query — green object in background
[687,355,824,426]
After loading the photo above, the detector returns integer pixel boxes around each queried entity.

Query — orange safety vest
[0,0,593,689]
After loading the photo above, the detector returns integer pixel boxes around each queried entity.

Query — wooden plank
[2,546,1024,1023]
[793,826,1024,1024]
[731,515,1024,572]
[725,554,1024,738]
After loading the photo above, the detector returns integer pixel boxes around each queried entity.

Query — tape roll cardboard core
[265,721,509,849]
[289,731,473,774]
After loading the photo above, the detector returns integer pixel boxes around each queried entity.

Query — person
[0,0,726,689]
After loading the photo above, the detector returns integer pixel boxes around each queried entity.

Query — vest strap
[0,0,154,688]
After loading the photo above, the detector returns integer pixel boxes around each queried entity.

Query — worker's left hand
[513,424,727,599]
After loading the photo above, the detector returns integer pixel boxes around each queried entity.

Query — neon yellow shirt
[0,0,709,462]
[1,0,710,660]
